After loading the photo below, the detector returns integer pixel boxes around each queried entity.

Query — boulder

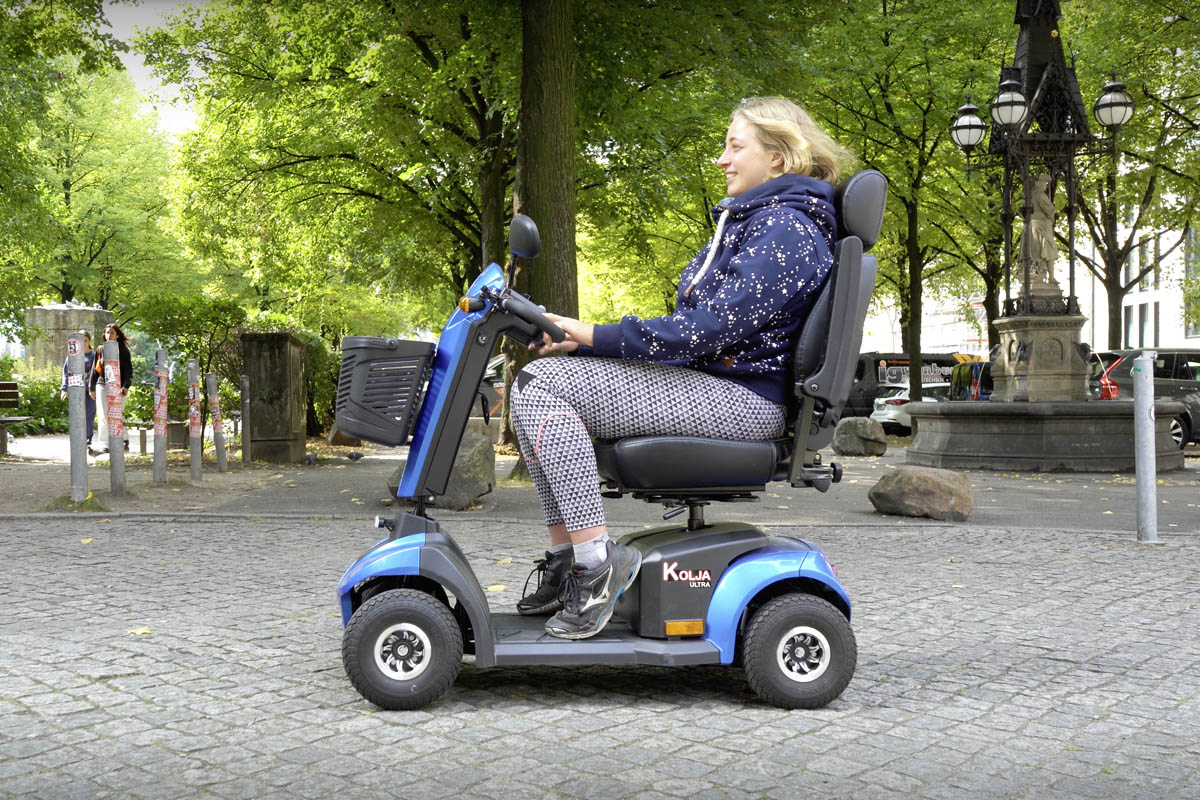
[326,422,363,448]
[868,465,973,521]
[832,417,888,456]
[386,430,495,511]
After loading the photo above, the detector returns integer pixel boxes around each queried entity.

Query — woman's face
[717,116,782,197]
[104,326,116,341]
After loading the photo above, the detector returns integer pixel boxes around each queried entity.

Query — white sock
[549,542,571,555]
[573,533,610,569]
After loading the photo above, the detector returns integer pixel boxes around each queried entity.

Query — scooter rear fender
[705,540,850,664]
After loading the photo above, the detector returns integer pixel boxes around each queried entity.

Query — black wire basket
[335,337,435,446]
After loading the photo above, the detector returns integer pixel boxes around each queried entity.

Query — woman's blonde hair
[732,96,853,185]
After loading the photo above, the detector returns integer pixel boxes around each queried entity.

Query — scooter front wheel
[342,588,463,710]
[742,593,856,709]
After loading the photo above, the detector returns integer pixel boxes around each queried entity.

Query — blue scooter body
[336,261,851,670]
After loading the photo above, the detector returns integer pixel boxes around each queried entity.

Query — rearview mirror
[509,215,541,259]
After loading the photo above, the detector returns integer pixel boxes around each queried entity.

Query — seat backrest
[792,169,887,450]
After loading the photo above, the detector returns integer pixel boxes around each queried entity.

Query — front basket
[335,336,435,446]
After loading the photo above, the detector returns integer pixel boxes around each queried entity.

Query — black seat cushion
[595,436,784,491]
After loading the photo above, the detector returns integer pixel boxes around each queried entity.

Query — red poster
[188,383,201,439]
[104,356,124,438]
[153,369,168,438]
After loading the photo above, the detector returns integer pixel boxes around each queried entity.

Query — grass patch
[45,492,111,512]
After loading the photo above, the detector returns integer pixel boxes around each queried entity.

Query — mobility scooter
[333,170,887,710]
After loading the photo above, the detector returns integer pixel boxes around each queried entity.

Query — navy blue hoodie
[586,173,837,405]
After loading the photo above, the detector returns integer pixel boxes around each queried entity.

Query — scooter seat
[594,436,787,492]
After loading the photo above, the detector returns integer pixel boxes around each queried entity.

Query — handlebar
[488,288,566,343]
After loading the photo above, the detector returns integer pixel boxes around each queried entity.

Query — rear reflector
[664,620,705,637]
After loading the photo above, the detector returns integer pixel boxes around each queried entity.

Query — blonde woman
[512,97,852,639]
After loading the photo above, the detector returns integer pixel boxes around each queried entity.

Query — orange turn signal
[459,296,472,312]
[664,620,705,637]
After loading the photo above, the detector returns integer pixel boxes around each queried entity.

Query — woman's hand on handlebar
[532,313,593,355]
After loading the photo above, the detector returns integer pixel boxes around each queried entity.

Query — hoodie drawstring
[684,207,730,297]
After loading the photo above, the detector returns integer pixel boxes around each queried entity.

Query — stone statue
[1020,174,1061,294]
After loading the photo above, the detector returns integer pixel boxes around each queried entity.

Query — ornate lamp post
[950,1,1133,402]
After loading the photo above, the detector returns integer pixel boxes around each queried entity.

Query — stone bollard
[868,465,973,521]
[832,417,888,457]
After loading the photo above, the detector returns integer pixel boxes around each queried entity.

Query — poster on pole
[188,381,202,439]
[104,357,124,438]
[153,368,168,438]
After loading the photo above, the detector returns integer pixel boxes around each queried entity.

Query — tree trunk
[903,203,924,402]
[499,0,577,474]
[517,0,577,317]
[477,113,510,272]
[1106,273,1125,350]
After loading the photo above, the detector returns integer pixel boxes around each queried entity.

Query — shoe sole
[516,599,563,616]
[545,550,642,640]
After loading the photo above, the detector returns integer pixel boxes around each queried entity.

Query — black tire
[742,594,856,710]
[1169,416,1189,450]
[342,588,463,710]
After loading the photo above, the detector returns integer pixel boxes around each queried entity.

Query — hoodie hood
[716,173,837,242]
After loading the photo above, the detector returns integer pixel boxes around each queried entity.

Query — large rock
[832,417,888,456]
[326,422,362,447]
[868,465,973,521]
[386,431,495,511]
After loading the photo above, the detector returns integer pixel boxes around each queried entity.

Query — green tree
[1062,0,1200,349]
[799,0,1012,396]
[0,0,123,335]
[28,67,184,307]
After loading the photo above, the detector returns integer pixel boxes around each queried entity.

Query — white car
[870,382,950,433]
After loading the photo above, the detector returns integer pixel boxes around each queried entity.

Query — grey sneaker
[545,540,641,640]
[516,549,572,616]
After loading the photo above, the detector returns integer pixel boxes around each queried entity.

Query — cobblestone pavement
[1,515,1197,799]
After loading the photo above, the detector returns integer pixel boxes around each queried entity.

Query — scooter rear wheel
[742,593,856,709]
[342,588,463,710]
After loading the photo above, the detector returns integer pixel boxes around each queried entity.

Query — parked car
[1097,348,1200,449]
[844,352,969,416]
[870,382,951,433]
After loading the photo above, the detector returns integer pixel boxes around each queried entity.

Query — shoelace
[521,552,554,599]
[559,569,583,614]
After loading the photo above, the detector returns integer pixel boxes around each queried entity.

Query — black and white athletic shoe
[545,540,641,640]
[516,549,572,616]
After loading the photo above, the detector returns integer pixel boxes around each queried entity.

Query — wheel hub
[373,623,431,682]
[776,625,831,683]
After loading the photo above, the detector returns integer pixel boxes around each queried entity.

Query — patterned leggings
[510,357,787,531]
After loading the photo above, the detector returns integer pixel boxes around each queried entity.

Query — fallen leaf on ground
[80,538,93,544]
[128,626,151,636]
[486,584,505,592]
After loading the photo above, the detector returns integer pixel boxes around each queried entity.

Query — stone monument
[990,174,1090,403]
[22,305,115,370]
[242,333,307,463]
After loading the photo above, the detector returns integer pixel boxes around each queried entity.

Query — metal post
[66,333,87,502]
[240,374,251,463]
[1132,351,1158,543]
[103,341,126,496]
[153,350,168,483]
[206,372,228,472]
[188,359,202,481]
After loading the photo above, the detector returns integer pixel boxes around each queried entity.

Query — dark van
[844,352,973,416]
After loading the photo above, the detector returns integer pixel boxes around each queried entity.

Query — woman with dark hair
[91,323,133,452]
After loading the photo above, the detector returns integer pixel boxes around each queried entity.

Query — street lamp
[951,73,1135,318]
[1094,79,1135,132]
[950,100,987,154]
[990,78,1029,131]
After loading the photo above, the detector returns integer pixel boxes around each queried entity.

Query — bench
[0,380,32,457]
